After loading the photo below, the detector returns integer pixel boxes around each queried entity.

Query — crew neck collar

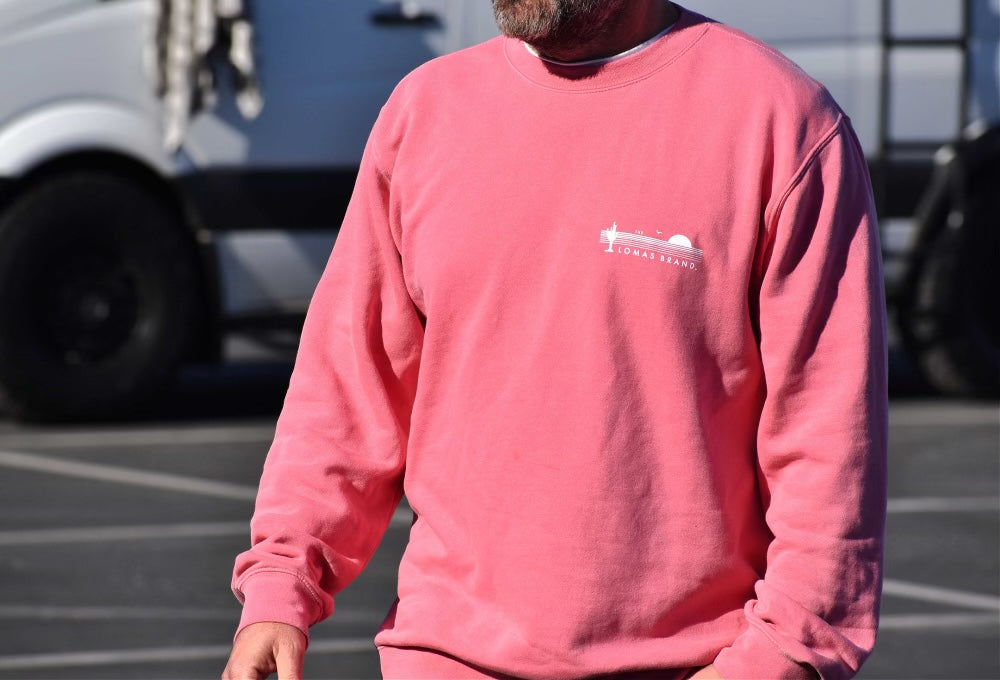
[523,20,677,68]
[503,5,709,92]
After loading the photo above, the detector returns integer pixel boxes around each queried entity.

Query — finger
[274,650,303,680]
[274,640,304,680]
[222,652,273,680]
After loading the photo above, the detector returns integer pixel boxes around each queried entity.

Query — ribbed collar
[502,5,710,93]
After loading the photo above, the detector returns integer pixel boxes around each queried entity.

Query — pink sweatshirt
[233,7,888,679]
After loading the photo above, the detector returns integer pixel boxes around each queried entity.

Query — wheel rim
[33,245,140,365]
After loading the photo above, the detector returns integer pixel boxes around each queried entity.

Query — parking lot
[0,359,997,679]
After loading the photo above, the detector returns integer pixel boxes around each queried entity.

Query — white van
[0,0,996,419]
[0,0,499,419]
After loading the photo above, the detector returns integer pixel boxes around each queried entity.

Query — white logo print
[600,222,703,270]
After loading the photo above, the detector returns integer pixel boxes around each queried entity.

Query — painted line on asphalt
[2,404,990,447]
[33,603,991,631]
[0,638,373,671]
[0,424,275,450]
[0,605,238,621]
[0,612,995,671]
[0,451,416,530]
[0,449,258,501]
[879,612,999,630]
[889,405,999,428]
[0,522,249,546]
[882,579,1000,612]
[0,604,386,623]
[0,512,412,546]
[887,496,1000,513]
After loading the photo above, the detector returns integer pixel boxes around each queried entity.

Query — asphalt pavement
[0,354,996,679]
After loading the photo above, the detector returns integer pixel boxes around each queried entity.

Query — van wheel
[0,172,200,420]
[898,178,1000,398]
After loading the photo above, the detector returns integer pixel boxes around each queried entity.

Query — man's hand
[688,664,724,680]
[222,622,307,680]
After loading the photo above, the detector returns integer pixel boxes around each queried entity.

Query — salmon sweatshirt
[232,7,888,679]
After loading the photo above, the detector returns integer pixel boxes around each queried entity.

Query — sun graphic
[667,234,692,248]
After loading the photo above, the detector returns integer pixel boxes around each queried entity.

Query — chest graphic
[599,222,703,270]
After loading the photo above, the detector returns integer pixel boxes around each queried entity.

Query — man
[223,1,888,678]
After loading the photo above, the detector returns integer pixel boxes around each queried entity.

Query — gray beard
[491,0,629,58]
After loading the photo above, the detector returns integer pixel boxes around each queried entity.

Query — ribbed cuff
[233,570,323,644]
[713,624,817,680]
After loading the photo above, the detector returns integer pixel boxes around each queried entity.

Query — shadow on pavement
[0,344,948,426]
[158,360,295,421]
[157,346,937,422]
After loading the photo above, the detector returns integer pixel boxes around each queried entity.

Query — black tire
[0,172,201,420]
[898,174,1000,398]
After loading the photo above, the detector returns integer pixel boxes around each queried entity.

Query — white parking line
[882,579,1000,612]
[887,497,1000,513]
[0,605,238,621]
[889,405,999,428]
[0,604,387,623]
[0,449,257,501]
[0,512,412,547]
[0,638,373,670]
[0,424,275,450]
[879,612,1000,630]
[0,611,994,671]
[0,521,249,546]
[6,606,990,629]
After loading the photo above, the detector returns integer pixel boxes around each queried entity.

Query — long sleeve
[230,17,893,675]
[230,120,423,640]
[713,117,889,679]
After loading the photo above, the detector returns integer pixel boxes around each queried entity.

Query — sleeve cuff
[714,623,818,680]
[233,569,324,643]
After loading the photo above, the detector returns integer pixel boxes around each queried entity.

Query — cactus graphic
[604,221,619,252]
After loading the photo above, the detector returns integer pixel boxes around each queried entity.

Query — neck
[532,1,679,63]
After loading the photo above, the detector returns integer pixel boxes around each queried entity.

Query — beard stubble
[491,0,630,57]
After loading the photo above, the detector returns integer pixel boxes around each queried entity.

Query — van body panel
[0,101,171,177]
